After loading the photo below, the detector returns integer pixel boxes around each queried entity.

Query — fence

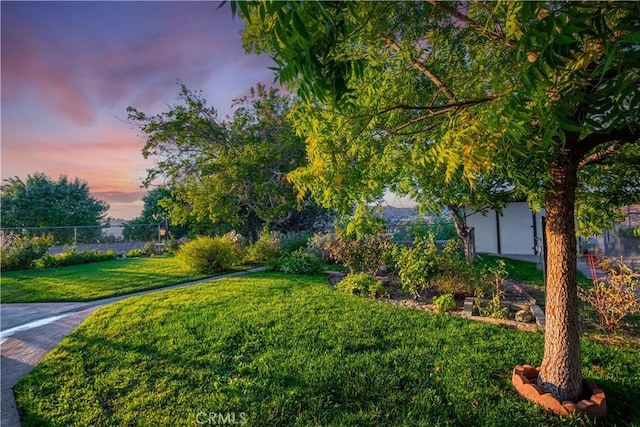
[0,224,168,255]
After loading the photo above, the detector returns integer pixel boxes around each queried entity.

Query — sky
[1,1,276,220]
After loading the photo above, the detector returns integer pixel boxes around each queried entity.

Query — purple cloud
[1,1,279,219]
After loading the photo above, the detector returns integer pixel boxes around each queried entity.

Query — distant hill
[379,206,420,222]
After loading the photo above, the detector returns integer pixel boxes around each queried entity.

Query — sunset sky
[1,1,276,220]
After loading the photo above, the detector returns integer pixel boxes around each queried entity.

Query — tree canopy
[0,172,109,228]
[239,0,640,404]
[122,187,190,241]
[128,83,331,240]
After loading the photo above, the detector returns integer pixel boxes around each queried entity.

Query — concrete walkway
[0,267,266,427]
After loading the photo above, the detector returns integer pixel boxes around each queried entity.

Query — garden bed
[330,273,546,331]
[462,298,545,331]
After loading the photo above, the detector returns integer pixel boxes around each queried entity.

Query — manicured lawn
[477,254,591,287]
[0,256,216,303]
[15,273,640,426]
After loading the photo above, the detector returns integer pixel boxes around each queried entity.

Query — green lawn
[477,254,591,287]
[0,256,216,303]
[15,272,640,426]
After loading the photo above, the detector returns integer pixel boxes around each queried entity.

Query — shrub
[581,259,640,330]
[126,248,144,258]
[336,273,387,299]
[220,230,246,261]
[331,234,396,273]
[308,232,340,263]
[143,241,160,256]
[165,236,182,254]
[434,294,456,313]
[245,231,283,263]
[273,249,323,275]
[37,249,118,268]
[280,232,312,255]
[397,235,488,298]
[176,236,236,274]
[368,279,388,299]
[0,233,54,271]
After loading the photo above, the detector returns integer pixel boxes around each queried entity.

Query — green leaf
[621,31,640,43]
[291,10,311,42]
[554,34,577,45]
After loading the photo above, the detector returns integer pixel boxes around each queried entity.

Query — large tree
[122,187,191,241]
[239,1,640,403]
[128,84,330,240]
[0,172,109,228]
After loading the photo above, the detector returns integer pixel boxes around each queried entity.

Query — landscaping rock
[515,309,534,323]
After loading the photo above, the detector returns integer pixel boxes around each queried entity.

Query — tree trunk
[448,205,476,262]
[537,147,582,403]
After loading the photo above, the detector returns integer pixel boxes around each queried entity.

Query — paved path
[0,267,266,427]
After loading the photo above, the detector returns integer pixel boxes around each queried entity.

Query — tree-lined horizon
[237,0,640,403]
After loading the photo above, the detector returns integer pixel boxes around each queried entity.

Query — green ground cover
[0,256,215,303]
[15,272,640,426]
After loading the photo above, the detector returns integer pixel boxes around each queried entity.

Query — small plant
[273,250,324,275]
[176,236,236,274]
[368,279,388,299]
[474,288,508,319]
[581,258,640,331]
[0,233,54,271]
[336,273,387,299]
[434,294,457,313]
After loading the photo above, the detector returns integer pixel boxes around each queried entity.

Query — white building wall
[467,211,498,254]
[466,202,545,256]
[500,202,535,255]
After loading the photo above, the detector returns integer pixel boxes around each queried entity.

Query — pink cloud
[1,2,280,219]
[2,2,273,125]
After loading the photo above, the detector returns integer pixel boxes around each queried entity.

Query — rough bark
[448,205,476,262]
[537,145,582,403]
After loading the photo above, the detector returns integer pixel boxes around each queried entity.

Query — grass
[0,256,220,303]
[477,254,591,287]
[15,272,640,426]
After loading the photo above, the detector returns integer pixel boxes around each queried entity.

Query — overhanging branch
[427,0,515,49]
[577,128,640,161]
[376,95,501,116]
[579,141,628,167]
[384,36,457,102]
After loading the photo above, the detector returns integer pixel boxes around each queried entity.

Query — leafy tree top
[239,1,640,234]
[1,172,109,227]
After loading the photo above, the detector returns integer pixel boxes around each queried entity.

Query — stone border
[462,298,545,331]
[512,365,606,419]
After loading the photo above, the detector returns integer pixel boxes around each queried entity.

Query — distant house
[465,201,544,257]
